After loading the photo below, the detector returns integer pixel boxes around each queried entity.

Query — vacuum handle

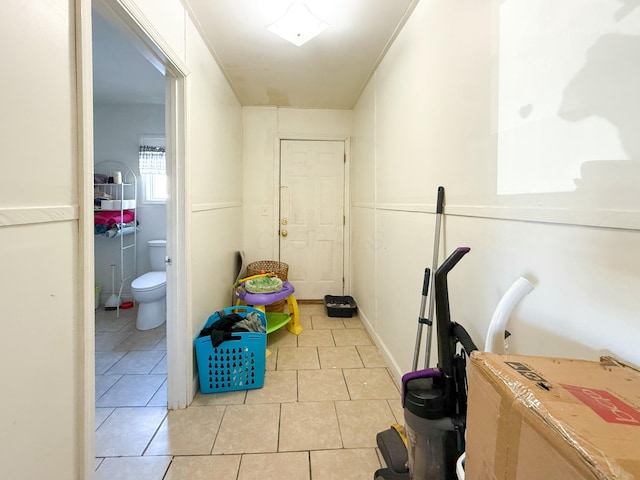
[421,268,430,296]
[436,186,445,214]
[435,247,470,278]
[412,267,433,370]
[435,247,471,381]
[452,322,478,355]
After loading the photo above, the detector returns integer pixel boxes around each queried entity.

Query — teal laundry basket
[195,306,266,393]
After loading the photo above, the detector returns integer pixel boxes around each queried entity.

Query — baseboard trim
[357,308,403,388]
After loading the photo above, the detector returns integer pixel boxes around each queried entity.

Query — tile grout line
[209,404,228,455]
[277,402,283,454]
[139,408,168,457]
[332,400,346,450]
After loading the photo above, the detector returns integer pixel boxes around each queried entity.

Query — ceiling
[92,10,166,105]
[92,0,418,109]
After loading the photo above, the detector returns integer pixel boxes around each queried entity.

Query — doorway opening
[84,0,190,474]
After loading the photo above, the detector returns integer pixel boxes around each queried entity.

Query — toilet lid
[132,271,166,291]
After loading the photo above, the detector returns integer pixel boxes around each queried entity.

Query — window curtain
[138,146,166,175]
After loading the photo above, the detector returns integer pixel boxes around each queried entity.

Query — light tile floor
[95,303,402,479]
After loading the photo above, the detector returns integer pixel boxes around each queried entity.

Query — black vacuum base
[373,467,410,480]
[376,428,408,473]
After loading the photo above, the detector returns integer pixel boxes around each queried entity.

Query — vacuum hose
[484,277,534,354]
[451,323,478,355]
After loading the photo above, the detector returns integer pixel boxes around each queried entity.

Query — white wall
[185,15,244,340]
[94,103,166,301]
[352,0,640,382]
[0,1,81,478]
[0,0,243,477]
[242,107,353,267]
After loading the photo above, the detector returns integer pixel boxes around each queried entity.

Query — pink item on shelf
[94,209,135,226]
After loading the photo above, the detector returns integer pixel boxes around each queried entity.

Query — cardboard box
[465,352,640,479]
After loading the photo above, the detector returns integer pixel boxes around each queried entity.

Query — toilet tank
[148,240,167,271]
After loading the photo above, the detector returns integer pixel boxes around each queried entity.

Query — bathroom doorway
[86,0,190,470]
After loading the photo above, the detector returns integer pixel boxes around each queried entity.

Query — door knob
[281,230,288,237]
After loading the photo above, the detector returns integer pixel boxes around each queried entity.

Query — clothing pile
[198,310,266,348]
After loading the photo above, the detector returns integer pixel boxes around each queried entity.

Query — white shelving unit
[94,161,137,317]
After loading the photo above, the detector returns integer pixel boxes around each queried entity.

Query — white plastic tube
[484,277,534,354]
[456,452,466,480]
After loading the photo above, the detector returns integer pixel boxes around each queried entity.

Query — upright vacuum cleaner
[375,247,478,480]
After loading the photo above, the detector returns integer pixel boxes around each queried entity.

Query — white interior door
[279,140,345,299]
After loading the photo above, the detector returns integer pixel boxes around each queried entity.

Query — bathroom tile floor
[95,303,402,479]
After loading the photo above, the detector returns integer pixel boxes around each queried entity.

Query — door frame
[273,135,352,296]
[77,0,190,476]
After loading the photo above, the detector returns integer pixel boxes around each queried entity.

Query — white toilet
[131,239,167,330]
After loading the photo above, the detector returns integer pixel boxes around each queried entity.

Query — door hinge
[344,153,346,163]
[343,215,346,225]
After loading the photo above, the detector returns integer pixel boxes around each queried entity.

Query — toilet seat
[131,271,166,292]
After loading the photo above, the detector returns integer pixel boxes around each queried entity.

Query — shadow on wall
[614,0,640,21]
[508,319,640,370]
[558,33,640,207]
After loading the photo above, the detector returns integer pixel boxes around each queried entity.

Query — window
[144,172,168,203]
[139,136,167,203]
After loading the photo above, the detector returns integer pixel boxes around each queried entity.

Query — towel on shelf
[94,209,135,226]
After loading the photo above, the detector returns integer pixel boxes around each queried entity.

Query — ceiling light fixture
[267,3,330,47]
